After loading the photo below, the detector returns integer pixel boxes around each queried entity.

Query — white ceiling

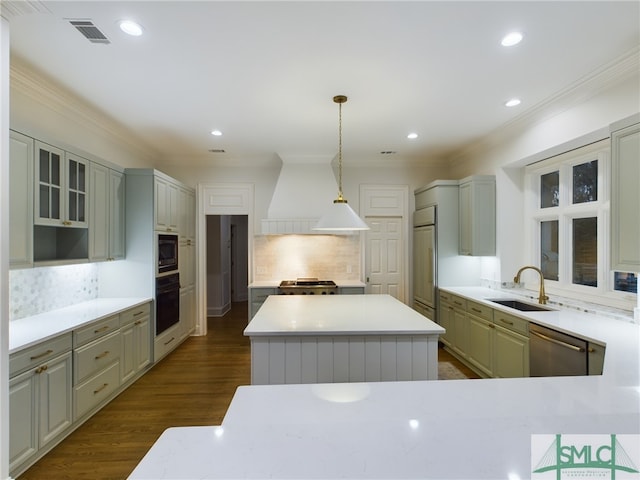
[6,1,640,167]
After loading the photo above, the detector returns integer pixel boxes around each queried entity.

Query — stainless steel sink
[486,299,552,312]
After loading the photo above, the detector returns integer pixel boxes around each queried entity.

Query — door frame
[359,185,410,304]
[196,184,254,336]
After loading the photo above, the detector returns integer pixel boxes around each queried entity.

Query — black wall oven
[156,273,180,335]
[157,233,179,275]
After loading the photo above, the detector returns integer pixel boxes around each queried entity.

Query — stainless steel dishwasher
[529,323,588,376]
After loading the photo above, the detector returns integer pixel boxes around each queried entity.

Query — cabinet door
[451,307,468,358]
[155,177,179,232]
[466,314,493,377]
[134,315,151,372]
[89,163,109,261]
[493,325,529,378]
[611,123,640,271]
[39,352,73,447]
[9,370,37,472]
[120,323,136,384]
[180,286,196,337]
[588,343,605,376]
[413,225,435,307]
[34,141,64,226]
[249,288,276,321]
[65,153,89,227]
[458,182,472,255]
[438,301,453,347]
[9,131,34,268]
[458,177,495,256]
[109,170,126,260]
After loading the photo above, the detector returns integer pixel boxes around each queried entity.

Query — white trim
[196,184,254,336]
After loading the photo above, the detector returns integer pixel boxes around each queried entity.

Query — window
[525,140,637,309]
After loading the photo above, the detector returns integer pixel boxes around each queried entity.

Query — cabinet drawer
[493,311,529,336]
[467,300,493,321]
[449,294,467,310]
[74,331,121,384]
[250,288,276,302]
[73,315,119,347]
[10,334,72,377]
[74,361,120,420]
[120,303,151,327]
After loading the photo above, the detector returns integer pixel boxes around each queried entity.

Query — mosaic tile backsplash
[10,264,99,320]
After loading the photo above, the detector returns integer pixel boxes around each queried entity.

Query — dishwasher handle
[530,329,586,352]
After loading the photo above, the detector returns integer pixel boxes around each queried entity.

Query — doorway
[364,216,404,300]
[205,215,248,318]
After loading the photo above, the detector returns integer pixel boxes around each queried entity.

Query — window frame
[524,139,635,310]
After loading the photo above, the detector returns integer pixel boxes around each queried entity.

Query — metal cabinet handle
[133,311,144,317]
[93,383,109,395]
[134,320,142,326]
[94,325,110,334]
[35,365,49,374]
[471,307,482,313]
[530,330,585,352]
[30,349,54,360]
[499,318,514,326]
[164,337,175,346]
[94,351,110,360]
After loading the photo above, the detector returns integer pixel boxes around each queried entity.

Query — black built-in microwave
[157,233,179,275]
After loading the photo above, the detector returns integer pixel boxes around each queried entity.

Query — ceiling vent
[69,20,110,44]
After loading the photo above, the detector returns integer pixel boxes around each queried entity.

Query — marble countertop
[248,280,366,288]
[128,288,640,480]
[244,294,445,336]
[10,297,152,353]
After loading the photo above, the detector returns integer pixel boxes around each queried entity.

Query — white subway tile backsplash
[9,264,99,320]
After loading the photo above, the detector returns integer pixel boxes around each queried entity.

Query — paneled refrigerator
[413,206,436,320]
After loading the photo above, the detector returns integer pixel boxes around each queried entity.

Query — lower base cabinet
[493,325,529,378]
[9,350,73,473]
[9,302,152,478]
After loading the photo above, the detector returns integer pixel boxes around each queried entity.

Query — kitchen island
[244,294,445,384]
[129,287,639,480]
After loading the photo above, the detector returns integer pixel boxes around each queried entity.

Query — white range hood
[262,154,340,234]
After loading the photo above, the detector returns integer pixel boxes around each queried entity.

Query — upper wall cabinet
[34,141,88,228]
[89,164,125,262]
[610,120,640,271]
[154,176,179,233]
[10,131,34,268]
[458,175,495,256]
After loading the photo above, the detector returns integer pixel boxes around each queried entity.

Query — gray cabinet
[89,164,125,262]
[9,130,34,268]
[155,176,180,232]
[249,287,277,321]
[458,175,495,256]
[9,336,73,477]
[120,303,151,384]
[465,301,494,377]
[610,120,640,271]
[492,311,530,378]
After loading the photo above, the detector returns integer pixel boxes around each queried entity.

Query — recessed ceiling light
[407,133,418,140]
[501,31,523,47]
[119,20,143,36]
[210,130,222,136]
[505,98,521,107]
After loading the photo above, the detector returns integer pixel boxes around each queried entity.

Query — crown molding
[10,56,158,163]
[449,46,640,165]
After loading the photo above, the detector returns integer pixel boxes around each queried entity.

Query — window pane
[572,160,598,204]
[573,217,597,287]
[540,171,559,208]
[614,272,637,293]
[540,220,558,281]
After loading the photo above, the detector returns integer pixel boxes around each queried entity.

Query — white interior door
[365,216,404,299]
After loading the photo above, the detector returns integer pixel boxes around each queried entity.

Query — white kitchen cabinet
[493,324,529,378]
[9,344,73,477]
[450,296,468,359]
[458,175,495,256]
[338,287,365,294]
[465,301,494,377]
[610,120,640,271]
[155,176,180,232]
[90,164,125,262]
[120,303,152,384]
[413,224,435,307]
[180,285,196,337]
[34,141,89,228]
[437,291,454,347]
[9,130,34,268]
[588,342,606,376]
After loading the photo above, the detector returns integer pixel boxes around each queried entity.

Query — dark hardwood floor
[19,301,476,479]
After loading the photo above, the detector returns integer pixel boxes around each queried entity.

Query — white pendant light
[314,95,370,231]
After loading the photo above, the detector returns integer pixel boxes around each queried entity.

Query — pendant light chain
[337,100,344,200]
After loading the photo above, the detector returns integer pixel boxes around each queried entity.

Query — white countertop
[10,297,152,353]
[129,288,640,480]
[248,280,366,288]
[244,294,444,336]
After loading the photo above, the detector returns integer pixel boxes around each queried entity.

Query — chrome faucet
[514,265,549,305]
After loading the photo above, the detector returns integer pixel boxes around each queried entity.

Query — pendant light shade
[314,95,370,231]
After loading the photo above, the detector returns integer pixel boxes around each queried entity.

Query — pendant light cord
[333,94,348,203]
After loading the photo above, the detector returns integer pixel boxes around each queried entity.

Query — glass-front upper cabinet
[34,141,88,228]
